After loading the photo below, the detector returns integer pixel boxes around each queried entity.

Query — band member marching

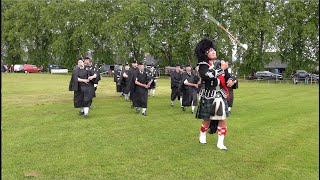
[132,62,154,116]
[170,64,183,107]
[127,61,139,108]
[195,37,234,150]
[148,64,158,97]
[226,63,238,113]
[119,63,131,101]
[69,58,95,119]
[83,57,100,109]
[181,64,199,114]
[114,64,123,96]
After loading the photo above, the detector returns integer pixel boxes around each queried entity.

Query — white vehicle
[50,65,68,74]
[50,68,68,74]
[14,64,24,72]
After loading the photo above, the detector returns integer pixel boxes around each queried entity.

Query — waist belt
[199,89,228,99]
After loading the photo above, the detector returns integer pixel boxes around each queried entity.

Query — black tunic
[132,70,153,108]
[181,72,198,106]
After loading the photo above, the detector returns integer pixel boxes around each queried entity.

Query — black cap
[175,64,180,67]
[185,64,191,67]
[78,57,83,60]
[132,60,137,64]
[118,63,123,66]
[138,62,144,65]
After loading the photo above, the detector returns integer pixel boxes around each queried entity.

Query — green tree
[275,0,319,76]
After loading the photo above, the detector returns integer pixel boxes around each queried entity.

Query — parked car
[99,65,110,75]
[99,64,117,76]
[1,65,6,72]
[14,64,24,72]
[291,70,309,84]
[254,71,283,80]
[49,64,68,74]
[309,74,319,83]
[291,70,319,84]
[23,64,42,73]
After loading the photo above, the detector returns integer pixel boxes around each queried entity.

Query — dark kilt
[74,84,95,108]
[196,97,229,120]
[182,89,198,107]
[122,83,129,94]
[148,80,156,89]
[171,87,181,101]
[132,87,148,108]
[116,83,122,92]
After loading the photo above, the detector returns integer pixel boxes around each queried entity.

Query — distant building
[264,60,288,74]
[145,55,159,66]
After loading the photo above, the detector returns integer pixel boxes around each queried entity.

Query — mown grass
[1,73,319,180]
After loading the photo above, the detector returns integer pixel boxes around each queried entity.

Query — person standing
[170,64,183,107]
[11,64,14,73]
[132,62,153,116]
[194,37,234,150]
[181,64,199,114]
[69,59,94,119]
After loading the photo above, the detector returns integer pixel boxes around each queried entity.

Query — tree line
[1,0,319,76]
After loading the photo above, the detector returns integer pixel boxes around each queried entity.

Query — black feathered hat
[194,37,216,63]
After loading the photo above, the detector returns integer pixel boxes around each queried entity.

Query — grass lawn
[1,73,319,180]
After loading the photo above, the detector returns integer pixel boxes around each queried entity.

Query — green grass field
[2,73,319,180]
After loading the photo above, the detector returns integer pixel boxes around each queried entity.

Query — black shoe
[79,111,84,115]
[192,111,194,114]
[84,115,88,119]
[171,104,174,107]
[142,112,147,116]
[136,108,140,113]
[182,107,186,111]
